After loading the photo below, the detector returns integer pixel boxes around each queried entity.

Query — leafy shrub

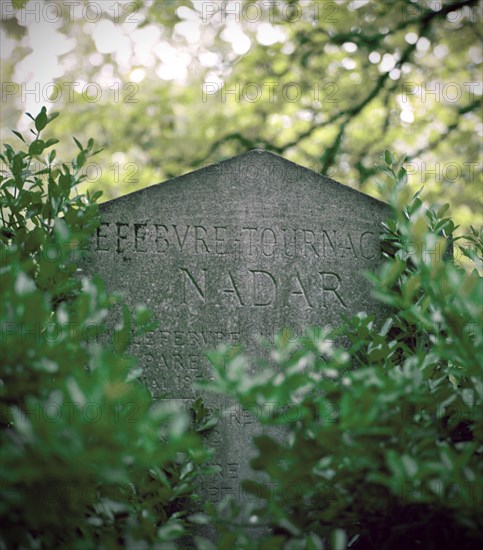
[201,153,483,549]
[2,109,481,550]
[0,108,213,549]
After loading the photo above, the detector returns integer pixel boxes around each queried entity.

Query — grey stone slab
[81,149,391,521]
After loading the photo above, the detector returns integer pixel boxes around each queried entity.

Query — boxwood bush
[0,108,214,549]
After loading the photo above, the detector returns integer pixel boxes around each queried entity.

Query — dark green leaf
[34,107,48,132]
[29,140,45,156]
[73,136,83,151]
[12,130,25,143]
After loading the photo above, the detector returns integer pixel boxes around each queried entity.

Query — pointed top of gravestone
[102,149,389,222]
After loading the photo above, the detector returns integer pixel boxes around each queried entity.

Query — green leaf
[188,513,211,525]
[59,173,72,192]
[330,529,347,550]
[410,197,422,214]
[76,150,87,169]
[73,136,83,151]
[28,140,45,156]
[403,274,421,302]
[12,130,25,143]
[384,149,394,166]
[412,216,427,243]
[91,190,103,202]
[437,203,450,218]
[307,534,324,550]
[397,166,407,184]
[48,111,60,123]
[34,107,48,132]
[126,367,143,382]
[12,153,25,179]
[113,305,133,352]
[157,520,184,541]
[25,227,43,252]
[401,454,418,477]
[45,138,59,148]
[196,416,218,432]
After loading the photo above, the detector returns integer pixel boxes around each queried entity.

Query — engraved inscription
[175,267,348,309]
[93,222,382,260]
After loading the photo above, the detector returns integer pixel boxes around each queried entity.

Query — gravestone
[82,149,391,522]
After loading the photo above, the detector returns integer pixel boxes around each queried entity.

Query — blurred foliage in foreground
[1,109,482,549]
[0,108,215,549]
[1,0,482,231]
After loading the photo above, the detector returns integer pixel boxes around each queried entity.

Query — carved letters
[94,222,381,260]
[180,267,347,309]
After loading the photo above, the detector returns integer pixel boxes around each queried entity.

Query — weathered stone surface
[82,149,391,514]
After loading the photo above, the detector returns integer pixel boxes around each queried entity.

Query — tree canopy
[1,0,481,228]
